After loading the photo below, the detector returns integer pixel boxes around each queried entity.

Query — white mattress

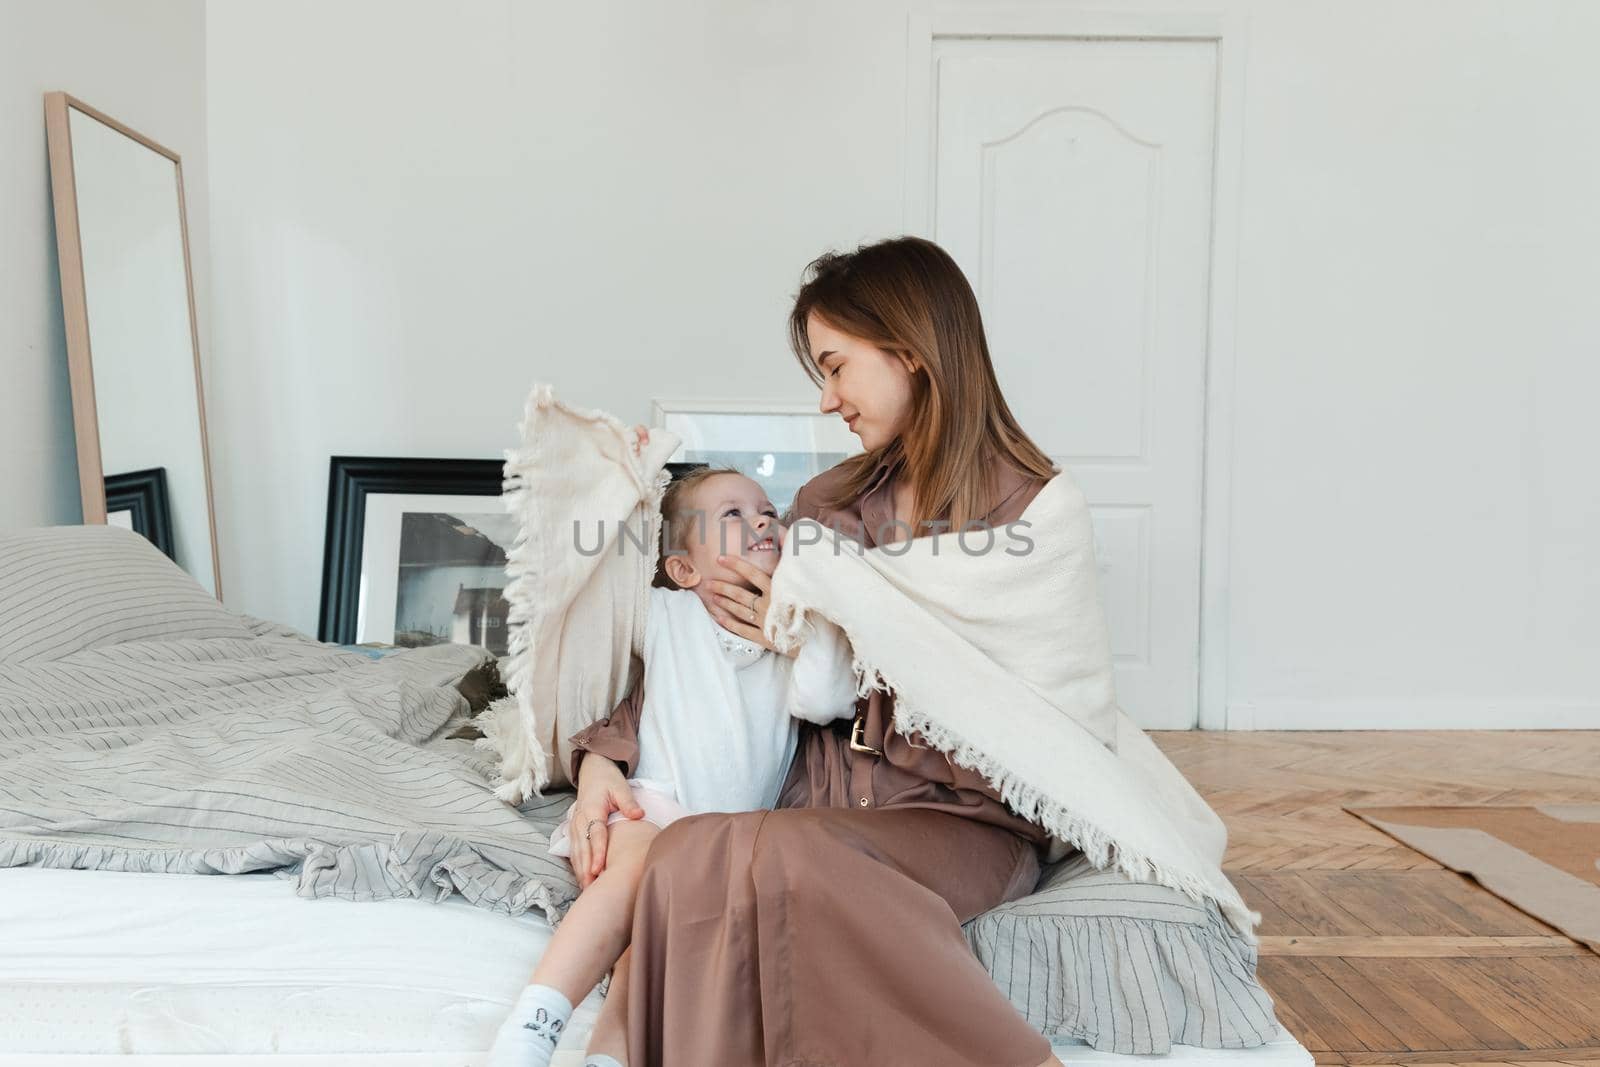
[0,866,602,1062]
[0,867,1311,1067]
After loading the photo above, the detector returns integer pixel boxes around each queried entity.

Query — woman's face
[809,311,918,452]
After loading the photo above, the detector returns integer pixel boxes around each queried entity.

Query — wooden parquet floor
[1151,731,1600,1067]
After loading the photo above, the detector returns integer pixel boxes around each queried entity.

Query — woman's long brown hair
[788,236,1057,533]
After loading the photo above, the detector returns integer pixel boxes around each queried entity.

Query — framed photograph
[318,457,509,648]
[650,399,860,516]
[104,467,176,562]
[318,456,711,649]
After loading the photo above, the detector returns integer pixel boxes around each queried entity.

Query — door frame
[903,9,1251,730]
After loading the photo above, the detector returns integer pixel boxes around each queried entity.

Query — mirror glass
[52,98,219,595]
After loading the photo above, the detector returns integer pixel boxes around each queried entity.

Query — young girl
[487,461,859,1067]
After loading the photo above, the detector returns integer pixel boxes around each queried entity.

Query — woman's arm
[566,427,657,884]
[566,657,647,888]
[568,656,646,782]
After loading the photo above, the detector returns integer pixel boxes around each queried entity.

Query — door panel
[931,37,1218,728]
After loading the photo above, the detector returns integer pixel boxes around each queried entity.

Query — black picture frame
[317,456,709,644]
[104,467,175,562]
[318,457,504,644]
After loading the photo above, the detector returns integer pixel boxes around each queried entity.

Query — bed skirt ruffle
[964,856,1280,1054]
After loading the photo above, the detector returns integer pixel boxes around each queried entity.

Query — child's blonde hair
[654,465,746,589]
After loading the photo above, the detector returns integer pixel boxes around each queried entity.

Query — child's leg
[581,944,633,1066]
[487,820,657,1067]
[531,819,656,1000]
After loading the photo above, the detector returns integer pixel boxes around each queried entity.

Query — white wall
[0,0,209,530]
[203,0,1600,728]
[1218,2,1600,729]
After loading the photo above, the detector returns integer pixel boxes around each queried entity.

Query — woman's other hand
[631,424,650,456]
[569,756,645,889]
[706,555,794,656]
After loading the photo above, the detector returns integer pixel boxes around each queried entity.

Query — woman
[568,236,1066,1067]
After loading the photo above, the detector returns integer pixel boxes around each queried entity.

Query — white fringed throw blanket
[763,473,1258,935]
[478,386,1254,935]
[477,384,681,801]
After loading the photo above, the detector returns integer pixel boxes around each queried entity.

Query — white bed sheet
[0,867,601,1060]
[0,867,1312,1067]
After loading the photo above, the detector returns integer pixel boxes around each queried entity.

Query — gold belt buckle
[849,713,883,756]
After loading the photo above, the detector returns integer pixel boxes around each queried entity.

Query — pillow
[963,854,1282,1055]
[0,525,251,662]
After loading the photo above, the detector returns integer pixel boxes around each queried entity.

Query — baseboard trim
[1224,700,1600,731]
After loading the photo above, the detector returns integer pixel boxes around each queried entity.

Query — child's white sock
[583,1056,625,1067]
[486,985,573,1067]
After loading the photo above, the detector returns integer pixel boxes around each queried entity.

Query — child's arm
[785,617,860,725]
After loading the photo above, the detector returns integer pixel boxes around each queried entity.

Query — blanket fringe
[487,384,559,800]
[766,598,1260,939]
[483,383,670,803]
[896,702,1259,937]
[473,697,533,803]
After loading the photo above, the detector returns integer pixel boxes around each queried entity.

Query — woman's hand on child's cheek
[714,555,771,593]
[709,561,783,653]
[709,604,758,648]
[707,572,767,630]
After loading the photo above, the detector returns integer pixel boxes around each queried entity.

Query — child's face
[663,473,784,594]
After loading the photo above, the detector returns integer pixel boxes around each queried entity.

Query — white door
[927,37,1219,729]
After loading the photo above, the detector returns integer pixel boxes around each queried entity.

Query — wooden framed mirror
[44,92,221,597]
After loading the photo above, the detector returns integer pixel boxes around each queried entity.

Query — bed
[0,866,1310,1066]
[0,524,1311,1066]
[0,866,604,1062]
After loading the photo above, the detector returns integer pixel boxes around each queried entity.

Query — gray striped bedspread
[0,616,578,920]
[0,525,1280,1055]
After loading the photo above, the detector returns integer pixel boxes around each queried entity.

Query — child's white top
[633,586,857,814]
